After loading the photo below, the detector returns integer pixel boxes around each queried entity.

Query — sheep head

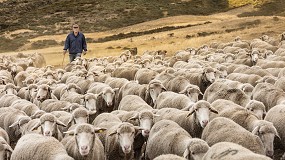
[64,124,106,156]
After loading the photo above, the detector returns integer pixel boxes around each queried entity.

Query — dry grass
[1,5,284,67]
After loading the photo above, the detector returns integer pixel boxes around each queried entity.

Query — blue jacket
[63,32,87,54]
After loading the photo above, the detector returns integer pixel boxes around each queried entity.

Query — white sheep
[11,133,73,160]
[156,100,218,138]
[62,123,105,160]
[201,117,265,155]
[202,142,271,160]
[146,119,209,160]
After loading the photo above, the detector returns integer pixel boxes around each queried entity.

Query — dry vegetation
[0,1,284,67]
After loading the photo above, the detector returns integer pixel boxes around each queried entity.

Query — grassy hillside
[0,0,284,53]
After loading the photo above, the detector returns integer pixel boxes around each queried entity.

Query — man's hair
[72,24,79,28]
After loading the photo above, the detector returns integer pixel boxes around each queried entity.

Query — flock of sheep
[0,32,285,160]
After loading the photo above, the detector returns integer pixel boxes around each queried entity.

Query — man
[63,24,87,62]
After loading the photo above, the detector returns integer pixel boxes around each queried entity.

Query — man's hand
[63,50,67,55]
[83,50,87,55]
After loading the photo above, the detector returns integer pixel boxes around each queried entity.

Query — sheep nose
[81,146,88,150]
[44,131,51,136]
[202,120,208,125]
[124,145,130,150]
[144,130,150,134]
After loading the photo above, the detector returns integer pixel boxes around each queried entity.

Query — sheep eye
[75,133,78,136]
[192,152,195,155]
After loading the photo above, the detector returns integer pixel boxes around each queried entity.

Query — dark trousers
[69,53,82,62]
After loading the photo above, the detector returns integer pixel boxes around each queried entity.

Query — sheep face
[65,124,105,156]
[38,113,66,137]
[188,101,218,128]
[83,93,97,111]
[252,122,279,157]
[28,86,37,101]
[130,111,158,137]
[179,86,201,103]
[183,139,209,160]
[41,120,57,137]
[101,88,116,107]
[36,85,51,102]
[250,51,259,64]
[245,101,266,120]
[148,82,166,104]
[110,123,141,154]
[203,69,215,83]
[4,86,17,95]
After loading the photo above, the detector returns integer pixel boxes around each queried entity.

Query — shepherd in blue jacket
[63,24,87,62]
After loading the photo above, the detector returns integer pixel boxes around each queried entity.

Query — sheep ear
[134,126,144,131]
[64,130,75,135]
[129,113,139,121]
[30,110,45,119]
[199,91,203,95]
[98,92,103,97]
[94,128,106,133]
[178,88,186,94]
[88,110,97,115]
[109,130,117,136]
[209,106,218,114]
[9,120,20,128]
[153,114,160,118]
[187,107,196,117]
[4,143,13,153]
[183,148,190,159]
[252,126,260,135]
[161,85,167,92]
[29,122,41,131]
[113,88,119,93]
[56,120,67,127]
[66,116,74,126]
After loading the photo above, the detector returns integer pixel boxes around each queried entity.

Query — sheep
[17,84,37,101]
[227,73,262,86]
[62,123,105,160]
[211,99,279,157]
[183,67,216,94]
[244,100,266,120]
[29,113,66,141]
[93,113,142,160]
[233,65,272,77]
[215,79,254,97]
[51,83,67,99]
[134,68,158,84]
[165,76,202,102]
[154,70,175,87]
[201,117,265,155]
[0,108,31,145]
[264,105,285,153]
[252,82,285,111]
[118,95,158,136]
[111,67,138,81]
[154,91,195,110]
[34,84,57,103]
[0,83,18,98]
[145,120,209,160]
[203,82,250,107]
[40,99,74,112]
[60,83,83,104]
[0,94,20,108]
[10,99,45,117]
[0,127,13,160]
[154,154,186,160]
[11,133,73,160]
[202,142,271,160]
[104,77,129,89]
[233,50,259,66]
[156,100,218,138]
[117,80,166,108]
[274,77,285,92]
[255,75,277,85]
[87,82,118,114]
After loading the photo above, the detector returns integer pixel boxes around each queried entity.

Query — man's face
[73,25,79,33]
